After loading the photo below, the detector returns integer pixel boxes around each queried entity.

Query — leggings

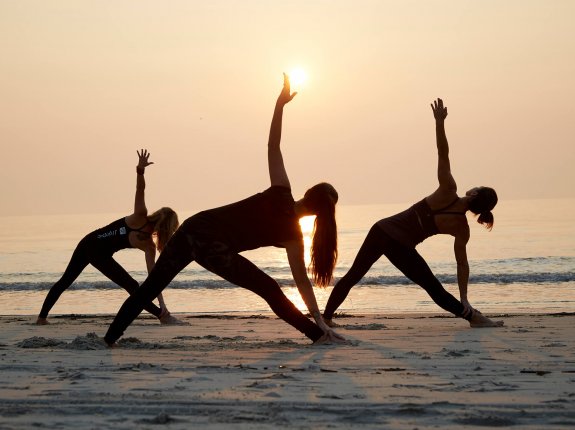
[323,223,470,321]
[38,236,162,319]
[104,218,325,344]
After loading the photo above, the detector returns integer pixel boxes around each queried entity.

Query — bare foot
[159,313,188,325]
[35,317,49,325]
[469,310,504,328]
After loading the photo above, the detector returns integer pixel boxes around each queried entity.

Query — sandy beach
[1,312,574,429]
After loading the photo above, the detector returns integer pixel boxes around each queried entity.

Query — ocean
[1,199,574,317]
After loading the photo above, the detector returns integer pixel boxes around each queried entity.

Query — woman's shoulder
[425,188,459,210]
[125,213,148,229]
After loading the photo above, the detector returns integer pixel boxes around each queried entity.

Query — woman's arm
[453,227,473,316]
[284,241,345,343]
[430,99,457,193]
[131,150,170,316]
[132,149,154,218]
[142,245,168,314]
[268,74,297,188]
[143,246,163,305]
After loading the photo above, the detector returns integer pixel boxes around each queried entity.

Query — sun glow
[283,286,308,312]
[283,284,331,314]
[299,216,315,266]
[299,215,315,235]
[288,68,307,90]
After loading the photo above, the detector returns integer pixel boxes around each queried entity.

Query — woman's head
[302,183,338,287]
[466,186,498,230]
[148,207,179,252]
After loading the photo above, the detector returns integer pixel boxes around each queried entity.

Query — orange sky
[1,1,574,216]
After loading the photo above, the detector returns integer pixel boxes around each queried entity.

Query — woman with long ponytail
[324,98,503,329]
[104,75,345,346]
[304,183,339,287]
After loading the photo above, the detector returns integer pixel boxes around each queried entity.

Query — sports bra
[379,197,465,248]
[90,217,150,255]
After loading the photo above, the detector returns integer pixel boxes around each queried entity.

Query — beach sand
[1,312,574,429]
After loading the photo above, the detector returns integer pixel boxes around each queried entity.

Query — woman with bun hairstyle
[37,150,182,325]
[323,98,503,328]
[104,75,345,345]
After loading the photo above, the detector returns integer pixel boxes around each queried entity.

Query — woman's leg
[90,256,163,318]
[323,224,388,320]
[104,228,197,344]
[38,243,90,319]
[196,240,325,342]
[383,243,469,319]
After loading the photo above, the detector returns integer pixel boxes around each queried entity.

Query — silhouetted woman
[323,99,503,328]
[37,150,181,325]
[104,75,345,345]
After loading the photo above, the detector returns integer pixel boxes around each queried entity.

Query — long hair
[468,187,498,230]
[148,207,179,252]
[303,183,338,287]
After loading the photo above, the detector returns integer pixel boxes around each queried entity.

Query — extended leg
[104,228,196,344]
[91,256,162,318]
[196,242,325,342]
[38,243,90,319]
[389,246,503,326]
[323,224,388,320]
[384,245,468,318]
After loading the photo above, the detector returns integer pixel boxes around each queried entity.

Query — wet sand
[1,312,574,429]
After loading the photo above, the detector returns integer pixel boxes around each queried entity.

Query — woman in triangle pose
[323,98,503,328]
[104,75,345,345]
[37,150,182,325]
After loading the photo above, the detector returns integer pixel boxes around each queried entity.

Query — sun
[288,68,307,90]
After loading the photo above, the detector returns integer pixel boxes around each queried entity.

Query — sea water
[0,199,574,317]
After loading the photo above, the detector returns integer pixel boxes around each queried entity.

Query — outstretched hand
[431,98,448,121]
[277,73,297,106]
[137,149,154,170]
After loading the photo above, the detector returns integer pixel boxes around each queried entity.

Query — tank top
[379,197,462,248]
[89,217,149,255]
[186,186,303,252]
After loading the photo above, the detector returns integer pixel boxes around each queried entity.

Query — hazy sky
[1,1,574,216]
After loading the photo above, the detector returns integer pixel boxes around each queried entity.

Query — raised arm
[134,149,154,217]
[268,73,297,188]
[431,99,457,193]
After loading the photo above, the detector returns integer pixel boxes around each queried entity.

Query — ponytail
[477,211,494,230]
[468,187,497,231]
[148,207,179,252]
[304,183,339,287]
